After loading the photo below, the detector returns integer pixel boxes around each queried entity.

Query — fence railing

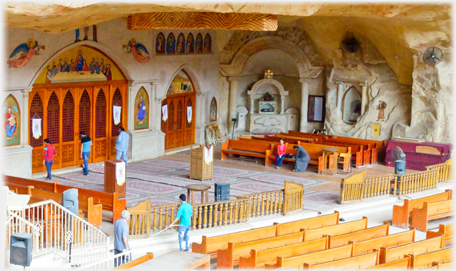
[128,181,304,238]
[340,159,452,204]
[5,199,109,266]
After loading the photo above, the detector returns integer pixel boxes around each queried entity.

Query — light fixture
[39,16,47,18]
[395,55,399,60]
[110,7,117,10]
[339,13,344,15]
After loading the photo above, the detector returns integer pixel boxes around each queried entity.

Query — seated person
[276,139,286,169]
[292,145,311,172]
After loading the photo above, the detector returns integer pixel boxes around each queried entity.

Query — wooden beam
[127,12,277,31]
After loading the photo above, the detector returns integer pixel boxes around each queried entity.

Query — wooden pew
[427,224,453,246]
[221,138,272,163]
[363,257,410,269]
[430,261,453,270]
[285,131,334,140]
[114,252,154,270]
[326,222,390,248]
[265,243,353,269]
[274,211,340,236]
[6,183,34,195]
[406,247,453,269]
[216,231,304,269]
[254,135,302,144]
[379,235,445,264]
[303,250,379,269]
[411,200,453,231]
[272,134,316,143]
[331,135,386,163]
[266,143,326,173]
[392,189,452,228]
[239,237,328,269]
[324,138,372,166]
[350,228,416,256]
[4,175,58,191]
[302,217,368,242]
[192,225,277,256]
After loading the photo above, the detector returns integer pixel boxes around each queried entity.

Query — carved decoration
[127,12,277,31]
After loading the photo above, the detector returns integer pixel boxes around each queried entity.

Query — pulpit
[104,159,126,198]
[190,145,213,181]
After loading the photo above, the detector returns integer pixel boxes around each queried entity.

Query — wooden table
[129,250,210,270]
[185,184,211,205]
[322,148,340,175]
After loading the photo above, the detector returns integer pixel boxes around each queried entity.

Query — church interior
[1,2,453,270]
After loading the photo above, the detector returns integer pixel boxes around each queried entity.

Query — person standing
[115,127,130,166]
[43,138,56,180]
[276,139,287,169]
[80,131,92,176]
[293,145,311,172]
[169,194,193,251]
[114,210,131,267]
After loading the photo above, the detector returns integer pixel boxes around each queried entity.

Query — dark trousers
[45,161,53,180]
[114,249,131,267]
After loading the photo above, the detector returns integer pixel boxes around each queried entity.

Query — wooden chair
[205,125,215,146]
[212,124,223,145]
[338,152,352,174]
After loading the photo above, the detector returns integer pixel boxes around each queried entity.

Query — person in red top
[43,138,56,180]
[276,138,287,169]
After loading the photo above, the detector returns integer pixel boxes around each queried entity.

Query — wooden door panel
[61,143,76,164]
[62,90,76,167]
[32,148,44,173]
[93,87,108,162]
[184,96,195,146]
[30,91,45,173]
[175,98,184,147]
[94,139,107,158]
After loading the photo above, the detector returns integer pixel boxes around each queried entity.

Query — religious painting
[376,100,387,121]
[210,97,217,122]
[166,33,176,54]
[167,70,194,95]
[74,25,97,43]
[186,33,195,54]
[135,87,149,130]
[195,33,203,54]
[8,38,45,68]
[156,32,165,54]
[123,38,150,63]
[34,45,125,84]
[3,95,20,146]
[204,34,212,53]
[176,33,186,54]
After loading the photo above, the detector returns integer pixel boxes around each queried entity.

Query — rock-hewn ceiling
[5,2,452,85]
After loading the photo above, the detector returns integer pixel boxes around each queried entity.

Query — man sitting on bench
[276,139,287,169]
[293,145,310,172]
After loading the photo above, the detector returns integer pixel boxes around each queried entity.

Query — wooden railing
[340,159,452,204]
[236,190,284,217]
[128,199,151,238]
[191,198,250,230]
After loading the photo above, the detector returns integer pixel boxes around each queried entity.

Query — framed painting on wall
[3,94,20,146]
[134,87,149,130]
[307,95,325,123]
[210,97,217,122]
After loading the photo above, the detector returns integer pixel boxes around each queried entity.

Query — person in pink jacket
[276,139,287,169]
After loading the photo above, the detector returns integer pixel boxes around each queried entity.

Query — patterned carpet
[36,158,339,212]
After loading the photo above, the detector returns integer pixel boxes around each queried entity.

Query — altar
[247,70,298,134]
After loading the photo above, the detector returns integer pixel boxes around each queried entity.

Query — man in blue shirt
[169,194,193,251]
[80,131,92,175]
[115,127,130,166]
[114,210,130,267]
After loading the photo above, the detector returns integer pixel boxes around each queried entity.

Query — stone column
[197,93,206,127]
[149,83,156,130]
[250,98,254,113]
[228,76,241,133]
[360,82,368,115]
[127,81,136,132]
[155,96,165,131]
[336,81,344,118]
[21,88,32,146]
[299,78,311,132]
[280,95,285,114]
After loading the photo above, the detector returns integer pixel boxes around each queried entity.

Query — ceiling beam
[127,12,278,31]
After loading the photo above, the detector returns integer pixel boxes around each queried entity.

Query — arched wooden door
[93,87,108,163]
[61,90,77,168]
[78,88,92,165]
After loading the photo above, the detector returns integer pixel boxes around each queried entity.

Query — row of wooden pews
[191,210,452,270]
[4,175,127,225]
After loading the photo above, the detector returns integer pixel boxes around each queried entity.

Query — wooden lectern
[104,159,126,198]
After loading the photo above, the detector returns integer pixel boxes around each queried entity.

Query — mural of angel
[124,39,150,63]
[204,34,212,53]
[7,38,45,68]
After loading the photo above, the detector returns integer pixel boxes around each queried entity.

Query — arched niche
[342,86,362,124]
[247,78,289,114]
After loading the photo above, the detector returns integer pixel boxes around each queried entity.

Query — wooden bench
[266,142,325,172]
[392,189,452,228]
[272,134,316,143]
[350,228,416,256]
[427,224,453,245]
[429,261,453,270]
[265,243,353,269]
[253,135,302,145]
[216,231,304,269]
[114,252,154,270]
[406,247,453,269]
[284,131,334,140]
[363,257,410,269]
[379,235,445,264]
[331,135,386,163]
[192,225,277,256]
[324,138,372,166]
[6,183,34,195]
[221,138,272,163]
[274,211,340,236]
[326,222,390,248]
[303,250,379,269]
[4,175,126,223]
[239,237,328,269]
[411,200,453,231]
[302,217,368,241]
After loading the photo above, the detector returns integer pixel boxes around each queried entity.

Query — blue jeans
[116,151,128,166]
[114,249,130,267]
[45,161,53,180]
[178,225,190,251]
[276,155,285,167]
[82,151,90,175]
